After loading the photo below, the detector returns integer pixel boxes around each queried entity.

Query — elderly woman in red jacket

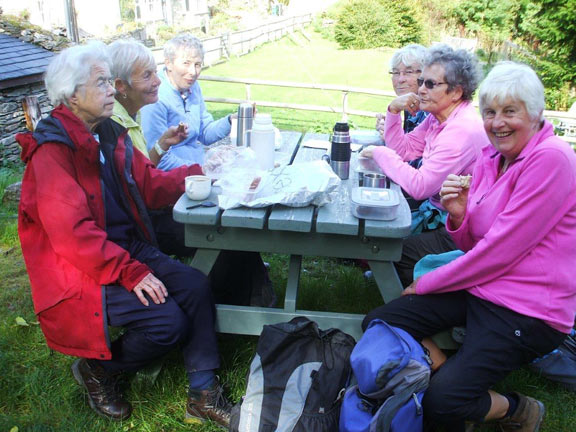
[17,41,231,428]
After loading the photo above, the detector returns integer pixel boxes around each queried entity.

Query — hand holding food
[440,174,470,229]
[158,122,189,152]
[176,121,187,135]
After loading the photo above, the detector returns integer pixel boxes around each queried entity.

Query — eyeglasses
[417,78,448,89]
[79,77,114,93]
[389,69,421,77]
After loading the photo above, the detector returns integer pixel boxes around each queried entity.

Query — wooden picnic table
[173,131,412,340]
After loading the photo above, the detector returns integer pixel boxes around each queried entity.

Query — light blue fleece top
[140,68,231,170]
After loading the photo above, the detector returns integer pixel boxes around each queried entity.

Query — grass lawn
[1,28,576,432]
[202,29,397,134]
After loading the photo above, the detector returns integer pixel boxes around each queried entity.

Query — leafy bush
[334,0,423,49]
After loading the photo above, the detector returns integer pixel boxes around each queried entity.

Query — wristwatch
[154,141,166,157]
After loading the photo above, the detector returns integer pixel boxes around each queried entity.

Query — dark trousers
[362,292,566,431]
[149,208,274,307]
[395,227,457,287]
[99,240,219,374]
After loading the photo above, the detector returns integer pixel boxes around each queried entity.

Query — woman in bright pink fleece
[361,44,490,287]
[363,62,576,432]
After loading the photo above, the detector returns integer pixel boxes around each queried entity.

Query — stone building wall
[0,83,53,166]
[0,17,66,167]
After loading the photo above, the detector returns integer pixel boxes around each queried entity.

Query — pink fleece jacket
[417,120,576,333]
[373,101,489,208]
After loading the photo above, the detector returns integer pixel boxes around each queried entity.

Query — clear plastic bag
[203,145,258,180]
[216,160,341,210]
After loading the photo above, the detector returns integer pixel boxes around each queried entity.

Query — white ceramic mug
[185,175,211,201]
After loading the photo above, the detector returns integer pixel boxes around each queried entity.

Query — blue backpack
[339,319,431,432]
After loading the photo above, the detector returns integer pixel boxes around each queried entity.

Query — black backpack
[229,317,356,432]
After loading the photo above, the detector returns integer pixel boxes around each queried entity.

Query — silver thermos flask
[236,103,254,147]
[330,121,351,180]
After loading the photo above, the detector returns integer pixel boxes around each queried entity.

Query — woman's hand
[158,123,189,150]
[402,278,419,295]
[440,174,469,229]
[375,113,386,139]
[388,93,420,116]
[360,145,377,159]
[132,273,168,306]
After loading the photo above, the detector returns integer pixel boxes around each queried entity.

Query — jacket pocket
[28,266,82,314]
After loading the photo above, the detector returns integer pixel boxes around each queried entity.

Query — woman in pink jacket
[363,62,576,431]
[361,45,490,287]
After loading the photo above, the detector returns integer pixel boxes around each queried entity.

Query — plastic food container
[350,130,382,147]
[351,187,400,221]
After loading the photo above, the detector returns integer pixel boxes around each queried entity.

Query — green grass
[1,29,576,431]
[202,29,396,134]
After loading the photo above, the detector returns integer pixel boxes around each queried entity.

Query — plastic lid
[334,122,350,132]
[254,113,272,125]
[351,187,400,207]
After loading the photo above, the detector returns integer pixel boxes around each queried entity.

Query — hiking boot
[497,392,545,432]
[186,383,232,429]
[71,358,132,421]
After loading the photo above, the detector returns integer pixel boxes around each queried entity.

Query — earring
[121,93,127,99]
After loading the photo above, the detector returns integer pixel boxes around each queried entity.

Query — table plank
[173,193,221,226]
[182,225,403,260]
[221,207,268,229]
[267,205,315,232]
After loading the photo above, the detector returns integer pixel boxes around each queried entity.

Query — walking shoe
[497,392,545,432]
[186,383,232,429]
[71,358,132,421]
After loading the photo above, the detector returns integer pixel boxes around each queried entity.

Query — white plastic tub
[351,187,400,221]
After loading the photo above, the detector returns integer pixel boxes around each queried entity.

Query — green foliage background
[450,0,576,110]
[333,0,423,49]
[322,0,575,110]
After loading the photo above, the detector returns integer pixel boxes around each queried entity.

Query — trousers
[363,292,565,431]
[98,240,219,374]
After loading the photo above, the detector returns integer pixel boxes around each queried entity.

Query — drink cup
[185,175,212,201]
[363,173,387,188]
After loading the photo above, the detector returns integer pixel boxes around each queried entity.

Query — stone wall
[0,16,66,167]
[0,83,53,166]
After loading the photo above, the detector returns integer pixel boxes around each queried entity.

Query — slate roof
[0,33,54,86]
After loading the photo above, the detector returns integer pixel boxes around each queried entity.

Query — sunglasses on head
[417,78,448,89]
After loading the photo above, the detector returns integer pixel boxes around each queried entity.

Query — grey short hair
[44,40,111,107]
[108,39,156,85]
[425,44,482,101]
[479,61,545,122]
[390,44,428,70]
[164,34,205,62]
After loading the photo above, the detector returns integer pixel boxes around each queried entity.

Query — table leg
[190,248,221,275]
[367,260,403,303]
[285,255,302,313]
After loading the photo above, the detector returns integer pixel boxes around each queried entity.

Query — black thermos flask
[330,121,351,180]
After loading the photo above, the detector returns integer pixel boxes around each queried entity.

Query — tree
[334,0,423,49]
[452,0,518,64]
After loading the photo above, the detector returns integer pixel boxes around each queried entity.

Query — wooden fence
[151,14,312,66]
[199,75,576,144]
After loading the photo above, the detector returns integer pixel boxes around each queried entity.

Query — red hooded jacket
[17,104,202,360]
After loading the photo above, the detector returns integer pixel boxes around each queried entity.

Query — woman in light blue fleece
[141,34,232,170]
